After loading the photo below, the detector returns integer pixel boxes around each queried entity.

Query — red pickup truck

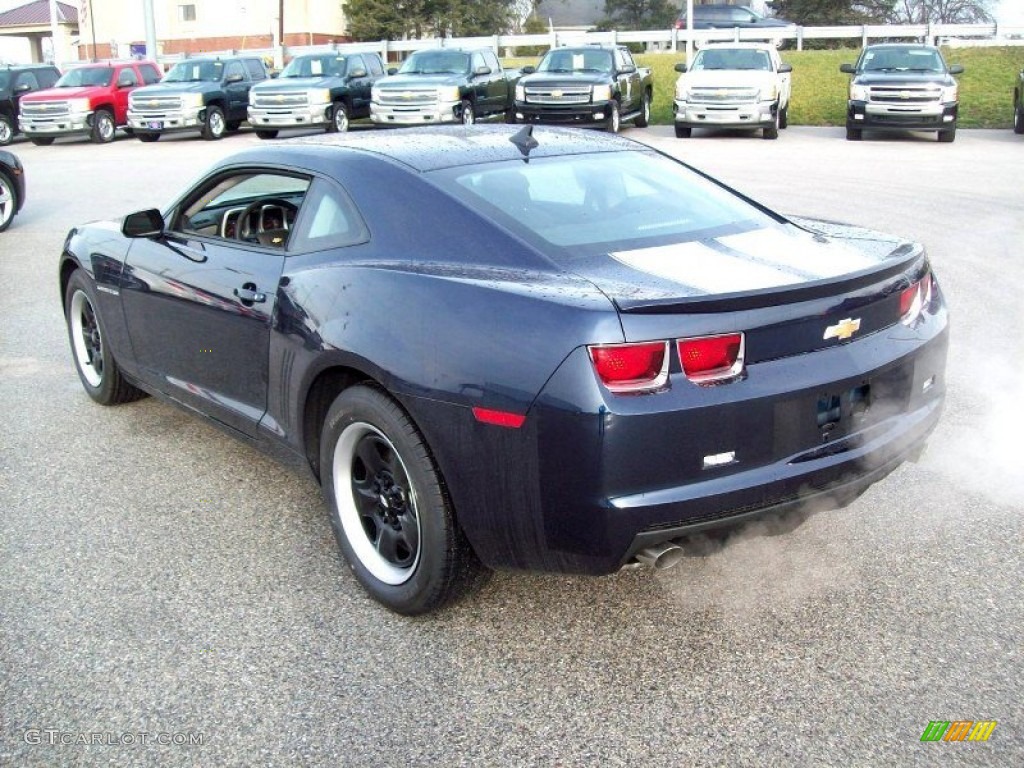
[18,61,162,144]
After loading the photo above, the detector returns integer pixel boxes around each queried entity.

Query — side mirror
[348,67,367,79]
[122,209,164,239]
[839,63,856,74]
[117,79,134,88]
[15,82,32,93]
[779,63,793,73]
[618,65,636,75]
[387,67,397,75]
[948,64,964,75]
[270,71,280,79]
[473,65,492,76]
[225,73,244,84]
[521,65,536,75]
[674,62,688,73]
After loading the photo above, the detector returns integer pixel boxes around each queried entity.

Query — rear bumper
[514,101,613,128]
[408,305,949,576]
[847,100,958,131]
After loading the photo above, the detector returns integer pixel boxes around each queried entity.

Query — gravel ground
[1,124,1021,767]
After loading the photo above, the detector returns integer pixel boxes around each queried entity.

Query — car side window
[366,54,384,76]
[289,179,369,253]
[224,61,245,81]
[348,55,365,74]
[244,59,266,80]
[471,52,488,73]
[16,72,39,91]
[118,68,139,87]
[176,171,312,248]
[140,64,162,84]
[483,50,500,72]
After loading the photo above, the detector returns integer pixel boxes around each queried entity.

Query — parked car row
[5,43,1022,151]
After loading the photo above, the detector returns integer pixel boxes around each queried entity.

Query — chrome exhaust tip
[632,541,686,570]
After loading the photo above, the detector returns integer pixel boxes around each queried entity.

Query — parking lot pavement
[1,127,1022,766]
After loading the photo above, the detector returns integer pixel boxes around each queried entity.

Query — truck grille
[376,88,438,107]
[867,86,941,105]
[688,87,760,104]
[21,101,69,117]
[130,95,183,115]
[523,86,592,105]
[251,90,308,109]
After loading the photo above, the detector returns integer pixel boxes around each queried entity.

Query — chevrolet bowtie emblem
[552,90,563,98]
[824,317,862,341]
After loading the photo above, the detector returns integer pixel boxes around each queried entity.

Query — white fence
[151,22,1024,66]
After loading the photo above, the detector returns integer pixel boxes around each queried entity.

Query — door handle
[234,285,266,304]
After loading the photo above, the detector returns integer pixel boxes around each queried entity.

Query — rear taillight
[900,272,933,326]
[677,333,745,384]
[588,341,669,394]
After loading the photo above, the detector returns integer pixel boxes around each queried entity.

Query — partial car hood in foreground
[565,217,922,312]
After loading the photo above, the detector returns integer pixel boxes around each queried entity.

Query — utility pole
[48,0,62,63]
[143,0,157,62]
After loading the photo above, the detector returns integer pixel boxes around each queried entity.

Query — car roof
[697,42,777,51]
[240,126,643,173]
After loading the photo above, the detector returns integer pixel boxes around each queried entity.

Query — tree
[599,0,677,31]
[343,0,522,40]
[888,0,994,23]
[771,1,891,26]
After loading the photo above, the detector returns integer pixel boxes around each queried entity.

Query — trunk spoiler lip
[612,241,925,315]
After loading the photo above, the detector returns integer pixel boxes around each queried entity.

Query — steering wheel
[235,197,300,243]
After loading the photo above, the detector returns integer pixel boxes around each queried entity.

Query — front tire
[763,108,779,140]
[606,100,620,133]
[201,105,226,140]
[255,129,279,140]
[91,108,116,143]
[674,124,691,138]
[31,137,55,146]
[64,271,145,405]
[0,170,18,232]
[846,126,862,141]
[459,100,475,125]
[1014,102,1024,134]
[327,102,349,133]
[320,385,485,615]
[779,104,789,129]
[938,126,956,143]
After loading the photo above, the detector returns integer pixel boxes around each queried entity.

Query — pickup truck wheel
[1014,103,1024,134]
[674,124,691,139]
[0,170,18,232]
[634,90,651,128]
[937,127,956,143]
[460,100,475,125]
[779,104,789,129]
[201,105,226,140]
[606,100,620,133]
[90,108,116,144]
[31,137,55,146]
[137,133,160,142]
[763,110,780,140]
[321,385,488,615]
[328,102,349,133]
[256,129,279,140]
[504,107,516,124]
[846,126,862,141]
[0,114,13,146]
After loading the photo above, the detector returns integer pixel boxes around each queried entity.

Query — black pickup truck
[1014,67,1024,135]
[370,47,517,125]
[248,51,386,138]
[127,56,269,141]
[513,45,652,133]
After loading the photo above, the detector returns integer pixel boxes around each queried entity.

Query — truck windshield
[55,68,114,87]
[280,55,347,78]
[538,50,613,74]
[692,48,772,71]
[860,47,944,73]
[163,60,224,83]
[398,51,470,75]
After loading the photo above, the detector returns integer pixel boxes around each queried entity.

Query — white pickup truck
[672,42,792,140]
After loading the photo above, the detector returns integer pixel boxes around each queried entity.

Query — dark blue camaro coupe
[60,126,947,614]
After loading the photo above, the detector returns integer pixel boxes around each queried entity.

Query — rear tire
[200,105,226,140]
[256,129,279,140]
[31,137,56,146]
[938,126,956,143]
[320,385,487,615]
[64,271,146,405]
[846,126,862,141]
[779,104,789,129]
[634,90,651,128]
[674,124,691,138]
[1015,102,1024,134]
[90,108,116,143]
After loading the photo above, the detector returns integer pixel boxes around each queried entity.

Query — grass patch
[504,46,1024,129]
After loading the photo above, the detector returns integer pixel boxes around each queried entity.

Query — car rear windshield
[433,151,778,257]
[56,67,114,88]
